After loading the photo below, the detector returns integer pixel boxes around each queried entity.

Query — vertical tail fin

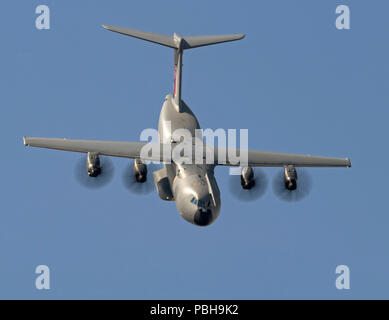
[102,25,245,111]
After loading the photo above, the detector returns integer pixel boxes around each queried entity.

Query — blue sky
[1,0,388,299]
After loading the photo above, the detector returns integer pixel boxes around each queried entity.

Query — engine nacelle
[241,166,255,190]
[133,159,147,183]
[284,165,297,190]
[87,152,101,177]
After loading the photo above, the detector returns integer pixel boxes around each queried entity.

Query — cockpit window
[191,197,207,208]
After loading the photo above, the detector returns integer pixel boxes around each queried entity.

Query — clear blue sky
[1,0,388,299]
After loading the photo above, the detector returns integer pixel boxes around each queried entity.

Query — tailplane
[102,25,245,49]
[102,25,245,111]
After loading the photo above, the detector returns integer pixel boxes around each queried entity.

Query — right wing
[23,137,163,162]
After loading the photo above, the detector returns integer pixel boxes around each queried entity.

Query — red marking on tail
[174,65,177,96]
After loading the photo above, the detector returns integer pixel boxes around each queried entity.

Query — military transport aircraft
[23,25,351,226]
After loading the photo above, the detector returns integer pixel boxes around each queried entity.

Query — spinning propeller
[272,167,312,202]
[74,154,114,189]
[228,167,268,201]
[122,159,160,195]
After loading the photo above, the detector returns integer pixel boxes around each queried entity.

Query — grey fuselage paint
[157,94,221,226]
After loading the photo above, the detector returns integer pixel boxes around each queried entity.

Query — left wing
[213,147,351,167]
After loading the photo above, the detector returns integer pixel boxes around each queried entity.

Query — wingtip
[102,24,109,30]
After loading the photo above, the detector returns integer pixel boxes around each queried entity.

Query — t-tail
[102,25,245,112]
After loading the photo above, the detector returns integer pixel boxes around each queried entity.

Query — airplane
[23,25,351,227]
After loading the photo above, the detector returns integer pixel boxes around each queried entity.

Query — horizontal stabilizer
[183,34,245,49]
[102,25,245,49]
[102,25,177,48]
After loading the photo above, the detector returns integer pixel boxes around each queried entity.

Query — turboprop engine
[283,165,297,190]
[133,159,148,183]
[241,166,255,190]
[86,152,101,177]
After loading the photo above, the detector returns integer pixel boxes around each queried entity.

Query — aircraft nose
[193,208,213,226]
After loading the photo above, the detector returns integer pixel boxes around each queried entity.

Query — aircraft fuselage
[158,94,221,226]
